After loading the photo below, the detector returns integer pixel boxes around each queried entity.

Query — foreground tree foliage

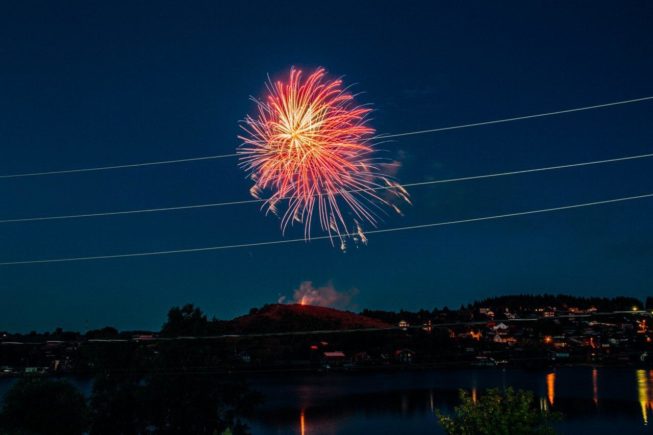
[437,388,559,435]
[89,374,148,434]
[161,304,227,337]
[0,372,258,435]
[88,327,260,435]
[88,337,260,434]
[89,372,258,435]
[0,378,89,435]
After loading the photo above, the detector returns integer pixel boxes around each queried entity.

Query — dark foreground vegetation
[0,352,259,434]
[437,388,560,435]
[0,381,564,435]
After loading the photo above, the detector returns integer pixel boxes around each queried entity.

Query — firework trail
[238,67,410,248]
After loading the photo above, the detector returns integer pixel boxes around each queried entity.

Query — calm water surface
[1,367,653,434]
[246,367,653,434]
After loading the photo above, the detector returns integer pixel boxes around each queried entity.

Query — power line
[1,95,651,179]
[0,197,262,224]
[0,154,239,179]
[8,311,642,346]
[1,151,651,224]
[375,95,653,139]
[1,192,651,266]
[83,311,642,342]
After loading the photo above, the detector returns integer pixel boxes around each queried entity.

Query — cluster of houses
[260,306,653,371]
[309,341,416,370]
[1,304,652,375]
[0,337,79,377]
[390,304,653,367]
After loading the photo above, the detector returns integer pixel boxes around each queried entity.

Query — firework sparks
[238,67,409,244]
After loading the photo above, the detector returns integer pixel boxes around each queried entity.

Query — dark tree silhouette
[90,374,147,435]
[88,334,260,434]
[646,296,653,310]
[469,294,642,312]
[0,378,88,435]
[162,304,209,336]
[86,326,120,340]
[142,372,257,434]
[161,304,228,336]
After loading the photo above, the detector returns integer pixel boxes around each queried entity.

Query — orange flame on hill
[281,281,357,310]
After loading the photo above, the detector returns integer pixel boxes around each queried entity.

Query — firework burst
[238,67,410,247]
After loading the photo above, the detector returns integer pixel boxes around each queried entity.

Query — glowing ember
[238,67,409,245]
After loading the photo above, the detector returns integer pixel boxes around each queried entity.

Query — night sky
[1,1,652,332]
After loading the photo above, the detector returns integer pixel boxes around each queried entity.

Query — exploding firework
[238,67,409,247]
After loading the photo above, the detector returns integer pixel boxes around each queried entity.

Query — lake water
[247,367,653,434]
[1,367,653,434]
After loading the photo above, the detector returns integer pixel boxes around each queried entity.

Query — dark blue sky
[1,1,652,332]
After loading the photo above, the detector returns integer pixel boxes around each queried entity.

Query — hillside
[229,304,391,333]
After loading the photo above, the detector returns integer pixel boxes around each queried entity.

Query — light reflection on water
[636,369,653,425]
[300,409,306,435]
[247,367,653,434]
[1,369,653,434]
[546,371,556,406]
[593,367,599,406]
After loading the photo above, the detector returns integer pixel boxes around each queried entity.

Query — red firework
[238,67,409,247]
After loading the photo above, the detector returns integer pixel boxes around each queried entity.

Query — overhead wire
[0,151,651,224]
[1,192,651,266]
[1,95,651,265]
[1,95,651,179]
